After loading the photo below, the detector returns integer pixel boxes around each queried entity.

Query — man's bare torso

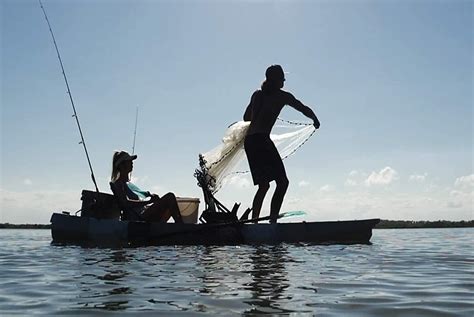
[246,90,292,135]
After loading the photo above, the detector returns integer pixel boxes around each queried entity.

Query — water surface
[0,228,473,315]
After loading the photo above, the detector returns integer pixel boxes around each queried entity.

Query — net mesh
[202,119,315,193]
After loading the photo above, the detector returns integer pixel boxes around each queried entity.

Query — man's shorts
[244,133,287,185]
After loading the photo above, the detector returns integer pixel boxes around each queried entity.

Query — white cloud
[23,179,33,186]
[345,179,358,186]
[225,174,251,189]
[454,174,474,190]
[1,189,80,223]
[365,167,398,186]
[345,170,365,186]
[130,175,149,185]
[319,184,334,193]
[409,173,427,183]
[449,175,474,210]
[447,201,463,209]
[447,189,473,210]
[298,180,310,187]
[348,170,359,177]
[281,187,472,222]
[150,185,165,195]
[286,196,302,206]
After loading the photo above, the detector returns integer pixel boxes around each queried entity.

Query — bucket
[176,197,200,224]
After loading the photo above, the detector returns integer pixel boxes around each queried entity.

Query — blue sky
[1,0,472,224]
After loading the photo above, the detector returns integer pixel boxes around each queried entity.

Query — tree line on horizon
[375,219,474,229]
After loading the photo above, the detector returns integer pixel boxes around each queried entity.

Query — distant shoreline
[0,224,51,229]
[0,220,473,229]
[375,220,473,229]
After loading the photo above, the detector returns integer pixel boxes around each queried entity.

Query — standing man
[243,65,320,223]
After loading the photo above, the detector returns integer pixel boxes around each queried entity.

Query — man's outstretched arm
[286,93,320,128]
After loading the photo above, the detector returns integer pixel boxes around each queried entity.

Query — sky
[1,0,472,224]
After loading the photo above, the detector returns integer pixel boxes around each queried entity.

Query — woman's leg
[142,193,183,223]
[270,177,289,223]
[252,182,270,222]
[159,193,183,223]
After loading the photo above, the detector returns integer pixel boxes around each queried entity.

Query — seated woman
[110,150,183,223]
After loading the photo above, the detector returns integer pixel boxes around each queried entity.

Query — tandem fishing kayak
[50,212,380,246]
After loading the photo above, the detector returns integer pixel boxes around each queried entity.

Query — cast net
[201,119,316,193]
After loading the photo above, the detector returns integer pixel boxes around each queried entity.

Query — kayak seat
[80,189,121,220]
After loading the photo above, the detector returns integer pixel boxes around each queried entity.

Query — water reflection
[196,246,218,296]
[3,229,474,315]
[244,245,293,315]
[195,246,244,297]
[77,249,131,311]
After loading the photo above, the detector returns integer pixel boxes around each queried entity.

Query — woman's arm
[114,181,157,209]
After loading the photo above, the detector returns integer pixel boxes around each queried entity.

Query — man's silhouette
[243,65,320,223]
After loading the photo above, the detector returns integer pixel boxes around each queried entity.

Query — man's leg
[270,177,289,223]
[252,182,270,222]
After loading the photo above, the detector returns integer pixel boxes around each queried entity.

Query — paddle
[241,210,306,225]
[147,211,307,243]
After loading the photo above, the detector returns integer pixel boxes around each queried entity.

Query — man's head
[265,65,285,88]
[266,65,285,80]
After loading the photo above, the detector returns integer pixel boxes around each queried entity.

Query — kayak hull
[50,213,379,246]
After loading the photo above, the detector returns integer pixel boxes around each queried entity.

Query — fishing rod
[39,0,99,193]
[132,106,139,154]
[129,106,139,179]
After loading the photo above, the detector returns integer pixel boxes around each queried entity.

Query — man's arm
[285,92,320,129]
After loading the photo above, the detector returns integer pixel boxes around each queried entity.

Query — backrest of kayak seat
[81,190,121,220]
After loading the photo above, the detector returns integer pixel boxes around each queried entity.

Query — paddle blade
[280,211,306,218]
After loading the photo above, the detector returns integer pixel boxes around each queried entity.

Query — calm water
[0,228,472,316]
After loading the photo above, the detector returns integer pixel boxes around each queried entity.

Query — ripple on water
[0,228,473,315]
